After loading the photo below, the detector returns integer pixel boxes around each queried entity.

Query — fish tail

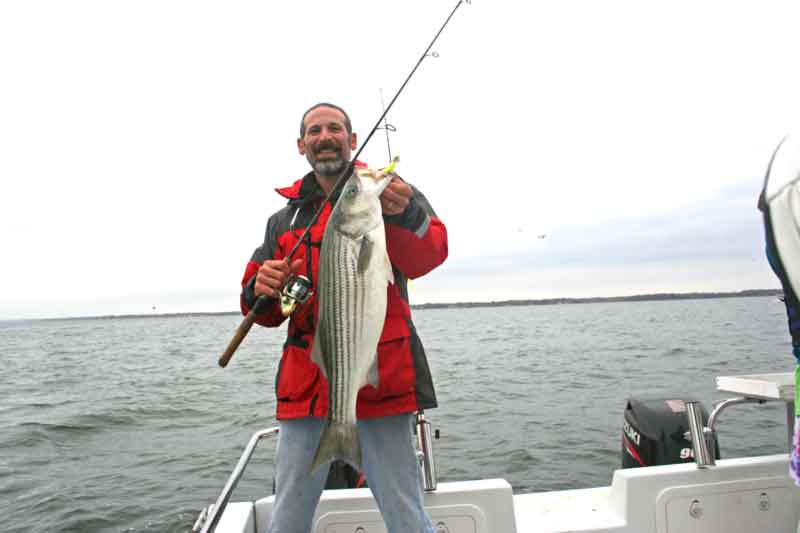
[310,422,362,474]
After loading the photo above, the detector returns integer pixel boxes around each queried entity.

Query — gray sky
[2,0,799,320]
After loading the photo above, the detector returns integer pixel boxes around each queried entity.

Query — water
[0,296,794,532]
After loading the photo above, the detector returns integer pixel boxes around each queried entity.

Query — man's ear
[297,138,306,155]
[350,132,357,150]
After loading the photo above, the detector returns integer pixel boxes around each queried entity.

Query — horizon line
[1,288,782,323]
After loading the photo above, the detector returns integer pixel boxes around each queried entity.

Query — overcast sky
[2,0,799,320]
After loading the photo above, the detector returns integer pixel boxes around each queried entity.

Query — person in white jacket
[758,133,800,490]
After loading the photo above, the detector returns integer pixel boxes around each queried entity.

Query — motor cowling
[622,397,720,468]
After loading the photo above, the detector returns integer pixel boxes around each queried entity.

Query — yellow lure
[382,155,400,175]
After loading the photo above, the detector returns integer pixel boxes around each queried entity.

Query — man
[239,102,448,533]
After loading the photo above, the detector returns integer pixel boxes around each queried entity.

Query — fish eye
[346,186,358,196]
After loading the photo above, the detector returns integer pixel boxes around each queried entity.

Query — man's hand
[255,258,304,298]
[380,175,412,216]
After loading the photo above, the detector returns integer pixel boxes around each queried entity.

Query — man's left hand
[380,175,412,216]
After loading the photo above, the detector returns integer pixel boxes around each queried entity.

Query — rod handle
[219,298,266,367]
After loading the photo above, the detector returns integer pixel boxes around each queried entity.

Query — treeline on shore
[410,289,783,310]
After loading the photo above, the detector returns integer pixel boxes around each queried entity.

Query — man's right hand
[254,258,304,299]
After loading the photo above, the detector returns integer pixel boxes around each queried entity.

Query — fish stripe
[319,236,370,424]
[348,243,358,420]
[335,236,345,421]
[342,238,348,421]
[339,245,346,423]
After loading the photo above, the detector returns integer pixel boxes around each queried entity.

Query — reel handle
[219,273,313,367]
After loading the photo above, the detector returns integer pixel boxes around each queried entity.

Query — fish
[309,165,394,474]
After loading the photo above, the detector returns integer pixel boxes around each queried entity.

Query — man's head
[297,103,357,180]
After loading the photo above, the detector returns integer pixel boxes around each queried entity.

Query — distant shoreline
[411,288,782,310]
[13,289,782,322]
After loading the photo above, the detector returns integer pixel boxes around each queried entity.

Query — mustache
[312,141,341,154]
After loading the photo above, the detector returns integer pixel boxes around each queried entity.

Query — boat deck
[514,487,623,532]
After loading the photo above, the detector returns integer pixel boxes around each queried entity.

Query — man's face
[297,106,357,178]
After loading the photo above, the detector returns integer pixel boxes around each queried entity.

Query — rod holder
[416,411,438,492]
[686,401,715,468]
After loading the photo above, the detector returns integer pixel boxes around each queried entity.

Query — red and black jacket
[240,167,448,420]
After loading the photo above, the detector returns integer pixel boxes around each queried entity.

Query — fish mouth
[355,168,394,193]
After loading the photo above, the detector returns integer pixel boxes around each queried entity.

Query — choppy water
[0,296,794,532]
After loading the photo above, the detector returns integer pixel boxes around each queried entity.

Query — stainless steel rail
[708,397,765,432]
[711,397,795,452]
[686,398,770,469]
[415,411,438,492]
[686,401,716,468]
[197,427,280,533]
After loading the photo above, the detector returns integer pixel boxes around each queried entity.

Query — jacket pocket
[378,314,409,343]
[276,344,320,402]
[359,333,415,401]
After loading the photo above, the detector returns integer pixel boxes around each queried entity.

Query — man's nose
[319,126,335,141]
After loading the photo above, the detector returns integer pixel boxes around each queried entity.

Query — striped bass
[309,166,394,473]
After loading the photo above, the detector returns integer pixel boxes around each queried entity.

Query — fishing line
[377,88,396,161]
[284,0,469,263]
[219,0,470,367]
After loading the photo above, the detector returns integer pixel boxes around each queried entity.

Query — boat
[193,372,799,532]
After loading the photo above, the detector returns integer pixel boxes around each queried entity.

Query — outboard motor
[622,397,720,468]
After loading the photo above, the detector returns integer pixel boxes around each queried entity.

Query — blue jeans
[267,413,435,533]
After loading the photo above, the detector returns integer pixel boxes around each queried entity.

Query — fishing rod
[376,49,439,161]
[219,0,470,368]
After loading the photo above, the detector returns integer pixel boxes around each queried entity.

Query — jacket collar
[275,171,319,203]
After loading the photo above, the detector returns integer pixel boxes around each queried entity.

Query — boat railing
[685,373,796,469]
[684,398,769,468]
[194,426,280,533]
[193,412,440,532]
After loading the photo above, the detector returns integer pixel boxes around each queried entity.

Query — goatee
[313,158,347,177]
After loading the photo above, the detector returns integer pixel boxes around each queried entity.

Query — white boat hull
[210,454,799,533]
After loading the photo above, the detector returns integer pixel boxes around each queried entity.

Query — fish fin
[310,330,327,380]
[366,357,379,388]
[310,422,362,474]
[357,236,373,274]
